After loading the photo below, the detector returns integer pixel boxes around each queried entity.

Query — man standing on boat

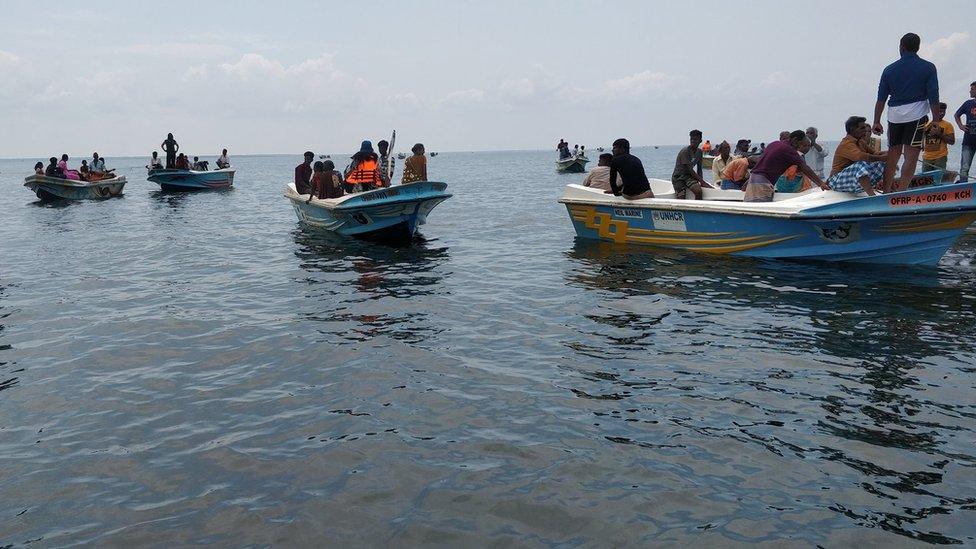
[161,133,179,169]
[744,130,828,202]
[954,81,976,182]
[873,32,939,193]
[607,138,653,199]
[803,127,828,179]
[671,129,709,199]
[377,140,394,187]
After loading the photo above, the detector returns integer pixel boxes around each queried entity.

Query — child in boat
[308,160,344,201]
[34,162,44,176]
[401,143,428,184]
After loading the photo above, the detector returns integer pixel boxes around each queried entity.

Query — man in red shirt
[294,151,314,195]
[744,130,828,202]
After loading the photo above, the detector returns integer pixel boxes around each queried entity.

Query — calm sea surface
[1,147,975,546]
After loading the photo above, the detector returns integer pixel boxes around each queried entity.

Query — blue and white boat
[284,181,452,242]
[556,154,588,174]
[559,178,976,265]
[24,174,126,201]
[147,168,235,191]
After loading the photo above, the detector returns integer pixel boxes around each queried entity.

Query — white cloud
[117,42,234,58]
[599,71,681,100]
[920,32,969,65]
[439,88,487,105]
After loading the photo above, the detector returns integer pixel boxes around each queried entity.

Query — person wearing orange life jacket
[344,140,384,193]
[701,140,712,154]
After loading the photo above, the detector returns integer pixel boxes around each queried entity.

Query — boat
[284,181,452,242]
[596,147,605,152]
[558,178,976,265]
[24,174,126,201]
[147,168,235,191]
[556,155,589,173]
[396,152,406,160]
[430,152,439,157]
[701,154,717,170]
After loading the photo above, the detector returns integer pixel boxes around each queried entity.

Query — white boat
[24,174,126,201]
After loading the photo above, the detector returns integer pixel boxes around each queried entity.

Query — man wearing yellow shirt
[922,102,955,171]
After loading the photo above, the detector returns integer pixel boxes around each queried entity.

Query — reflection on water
[292,227,450,345]
[562,237,976,544]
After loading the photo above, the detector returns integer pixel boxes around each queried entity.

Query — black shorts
[888,116,928,148]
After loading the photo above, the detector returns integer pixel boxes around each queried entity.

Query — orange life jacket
[346,159,382,186]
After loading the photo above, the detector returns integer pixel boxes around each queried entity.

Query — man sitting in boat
[582,153,613,190]
[608,138,653,199]
[744,130,828,202]
[402,143,428,184]
[147,151,163,172]
[45,157,64,178]
[191,156,209,171]
[827,116,889,196]
[671,130,710,199]
[216,149,230,169]
[711,141,734,185]
[295,151,314,195]
[345,141,384,193]
[720,156,757,190]
[91,153,106,175]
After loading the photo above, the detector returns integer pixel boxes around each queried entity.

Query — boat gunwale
[24,174,128,188]
[284,181,452,212]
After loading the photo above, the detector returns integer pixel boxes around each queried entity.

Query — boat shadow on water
[290,227,451,345]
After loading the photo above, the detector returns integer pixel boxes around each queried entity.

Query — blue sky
[1,0,974,157]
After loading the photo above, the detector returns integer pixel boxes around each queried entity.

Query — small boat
[430,152,439,157]
[596,147,605,152]
[559,178,976,265]
[318,154,332,159]
[147,168,235,191]
[556,155,589,173]
[284,181,452,242]
[24,174,126,201]
[396,152,406,160]
[701,154,716,170]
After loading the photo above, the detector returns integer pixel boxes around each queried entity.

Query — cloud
[0,50,20,65]
[601,70,681,97]
[439,88,487,105]
[920,32,969,65]
[117,42,234,58]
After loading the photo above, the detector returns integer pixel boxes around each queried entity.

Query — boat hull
[24,175,126,201]
[285,181,451,243]
[561,182,976,266]
[556,157,588,173]
[148,169,235,191]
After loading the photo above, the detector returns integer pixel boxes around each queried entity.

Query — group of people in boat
[294,139,429,200]
[35,153,113,182]
[556,139,586,160]
[585,33,975,203]
[148,133,230,172]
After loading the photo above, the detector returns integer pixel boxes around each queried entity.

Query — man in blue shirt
[954,81,976,182]
[873,33,939,193]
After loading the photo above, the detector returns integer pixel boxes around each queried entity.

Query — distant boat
[701,154,716,170]
[148,168,235,191]
[654,146,659,149]
[560,178,976,265]
[556,155,588,174]
[596,147,605,152]
[284,181,452,243]
[24,174,126,201]
[430,152,438,157]
[396,152,406,160]
[318,154,332,159]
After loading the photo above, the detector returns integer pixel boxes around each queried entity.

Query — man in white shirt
[803,127,828,179]
[581,153,613,190]
[216,148,230,169]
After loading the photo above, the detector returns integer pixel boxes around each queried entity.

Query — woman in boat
[401,143,428,184]
[34,162,44,176]
[344,140,382,193]
[161,133,179,169]
[308,160,345,202]
[57,154,81,180]
[175,153,190,170]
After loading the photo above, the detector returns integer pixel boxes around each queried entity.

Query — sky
[2,0,975,158]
